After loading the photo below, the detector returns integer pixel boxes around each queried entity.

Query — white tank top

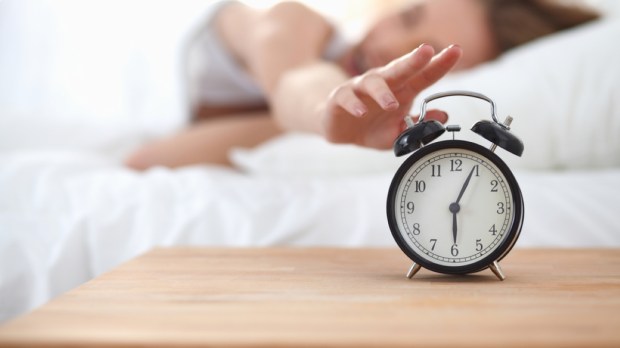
[184,0,349,109]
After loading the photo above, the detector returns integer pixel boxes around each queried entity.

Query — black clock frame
[386,140,524,275]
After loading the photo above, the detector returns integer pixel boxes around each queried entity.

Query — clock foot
[489,261,506,281]
[406,263,422,279]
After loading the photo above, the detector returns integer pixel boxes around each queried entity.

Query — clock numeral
[414,180,426,193]
[431,164,441,177]
[489,224,497,236]
[451,244,459,257]
[406,201,415,214]
[497,202,505,214]
[412,223,421,235]
[450,159,462,172]
[476,239,483,251]
[430,238,437,251]
[473,165,480,177]
[490,180,499,192]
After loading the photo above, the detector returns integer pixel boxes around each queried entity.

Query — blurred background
[0,0,407,158]
[0,0,616,158]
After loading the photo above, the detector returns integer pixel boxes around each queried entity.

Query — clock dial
[387,140,523,274]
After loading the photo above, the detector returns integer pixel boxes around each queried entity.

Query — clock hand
[452,211,458,245]
[449,166,477,245]
[456,166,477,204]
[449,203,460,244]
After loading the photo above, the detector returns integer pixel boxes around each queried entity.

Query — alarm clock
[386,91,524,281]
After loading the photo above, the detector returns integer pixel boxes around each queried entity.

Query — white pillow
[232,19,620,175]
[417,18,620,170]
[232,133,405,177]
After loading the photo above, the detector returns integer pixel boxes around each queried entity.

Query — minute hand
[456,166,477,204]
[450,166,477,245]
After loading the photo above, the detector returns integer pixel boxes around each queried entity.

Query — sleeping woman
[125,0,598,170]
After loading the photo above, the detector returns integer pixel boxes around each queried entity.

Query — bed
[1,0,619,323]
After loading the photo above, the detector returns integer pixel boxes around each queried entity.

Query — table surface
[0,248,619,348]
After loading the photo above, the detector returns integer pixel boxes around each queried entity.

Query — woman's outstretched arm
[125,45,462,170]
[125,112,280,169]
[270,44,463,149]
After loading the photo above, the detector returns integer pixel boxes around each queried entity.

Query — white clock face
[392,147,515,268]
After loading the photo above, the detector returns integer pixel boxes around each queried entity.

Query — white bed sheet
[1,147,619,322]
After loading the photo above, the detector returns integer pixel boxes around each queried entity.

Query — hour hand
[449,203,459,244]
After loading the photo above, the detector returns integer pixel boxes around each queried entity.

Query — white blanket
[1,0,620,323]
[1,148,619,322]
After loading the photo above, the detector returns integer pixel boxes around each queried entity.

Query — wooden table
[0,248,619,348]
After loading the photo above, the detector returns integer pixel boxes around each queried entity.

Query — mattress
[1,146,619,322]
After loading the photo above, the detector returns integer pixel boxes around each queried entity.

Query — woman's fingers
[330,85,368,117]
[404,45,463,98]
[332,72,400,117]
[331,45,462,119]
[380,44,436,87]
[354,73,399,111]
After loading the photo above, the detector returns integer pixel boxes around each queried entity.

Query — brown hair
[483,0,600,53]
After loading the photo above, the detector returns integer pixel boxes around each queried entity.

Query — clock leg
[406,263,422,279]
[489,261,506,281]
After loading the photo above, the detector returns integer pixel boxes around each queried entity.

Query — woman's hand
[321,44,463,149]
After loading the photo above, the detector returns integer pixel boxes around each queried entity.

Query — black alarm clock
[386,91,524,281]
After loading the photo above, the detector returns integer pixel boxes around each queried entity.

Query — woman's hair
[483,0,600,53]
